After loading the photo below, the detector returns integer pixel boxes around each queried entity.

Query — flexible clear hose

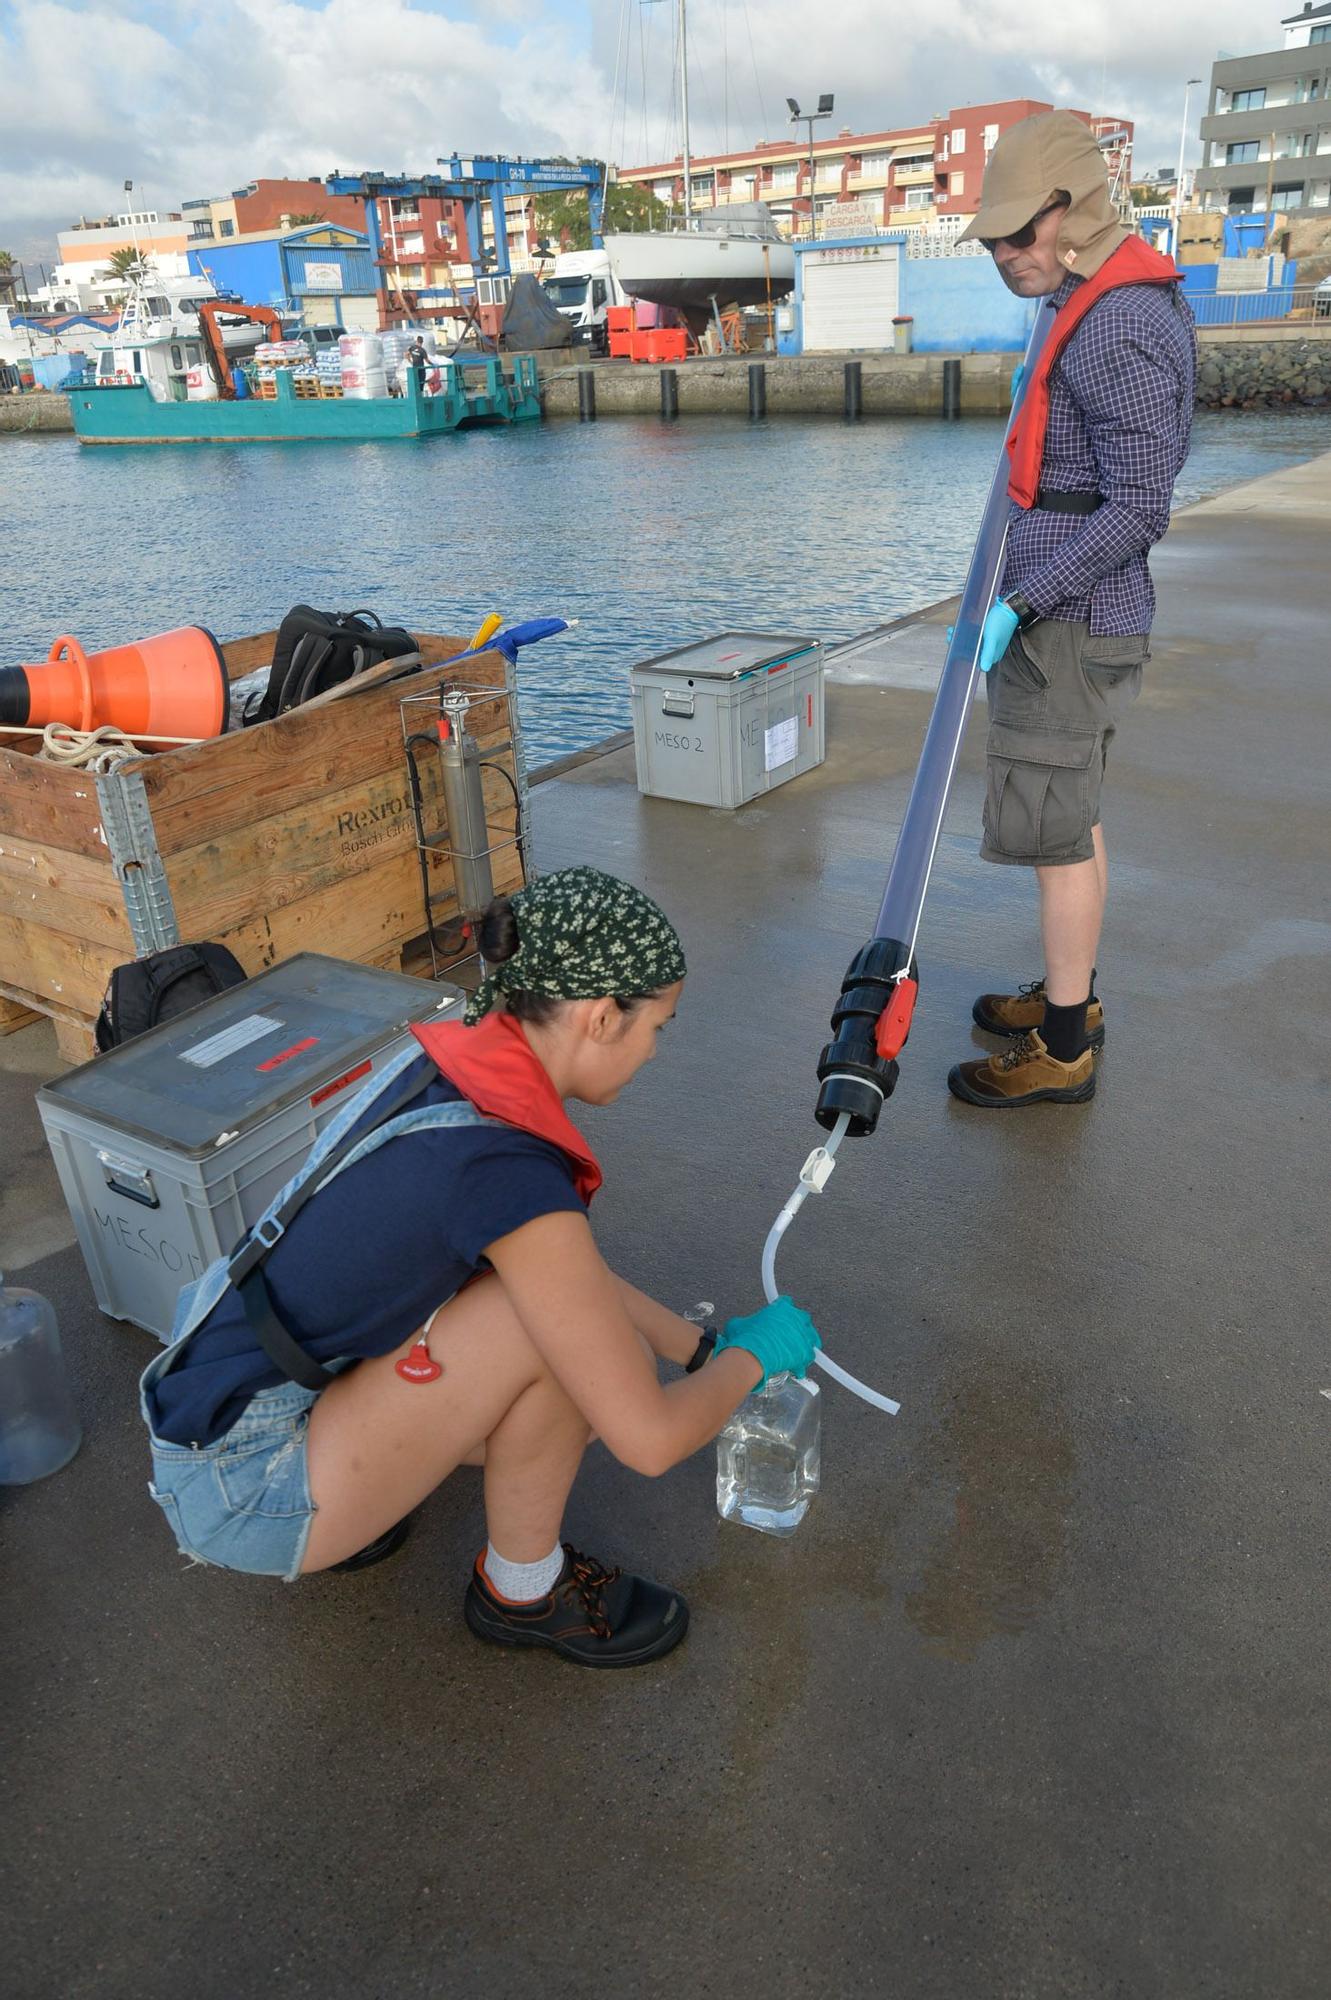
[759,1113,901,1416]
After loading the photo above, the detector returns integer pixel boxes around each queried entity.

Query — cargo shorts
[981,618,1147,868]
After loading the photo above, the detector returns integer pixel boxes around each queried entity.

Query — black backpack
[94,943,248,1052]
[243,606,418,726]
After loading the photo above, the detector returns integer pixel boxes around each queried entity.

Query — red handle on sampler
[874,975,918,1062]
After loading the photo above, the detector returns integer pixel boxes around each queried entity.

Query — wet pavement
[4,456,1330,1999]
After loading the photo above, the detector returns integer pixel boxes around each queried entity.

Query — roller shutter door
[339,296,381,332]
[802,250,900,351]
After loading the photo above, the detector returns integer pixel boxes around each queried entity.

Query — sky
[0,0,1293,270]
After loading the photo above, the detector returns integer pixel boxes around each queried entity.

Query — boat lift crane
[325,159,606,328]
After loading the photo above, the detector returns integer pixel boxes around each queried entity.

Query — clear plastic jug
[716,1373,821,1536]
[0,1274,83,1484]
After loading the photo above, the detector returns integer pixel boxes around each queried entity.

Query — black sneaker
[465,1544,689,1669]
[330,1515,412,1573]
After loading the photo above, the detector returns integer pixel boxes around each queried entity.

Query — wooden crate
[0,632,526,1062]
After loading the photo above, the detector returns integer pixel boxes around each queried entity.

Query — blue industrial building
[186,224,379,330]
[780,228,1305,353]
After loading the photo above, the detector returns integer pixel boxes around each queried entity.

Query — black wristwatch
[685,1327,718,1373]
[1005,591,1038,629]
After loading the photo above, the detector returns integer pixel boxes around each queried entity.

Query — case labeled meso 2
[630,632,824,809]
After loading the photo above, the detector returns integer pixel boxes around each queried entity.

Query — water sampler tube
[763,304,1057,1411]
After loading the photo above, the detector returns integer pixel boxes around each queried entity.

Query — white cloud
[0,0,1294,266]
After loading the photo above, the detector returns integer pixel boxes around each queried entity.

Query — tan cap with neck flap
[959,109,1129,280]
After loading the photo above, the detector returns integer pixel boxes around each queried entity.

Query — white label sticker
[179,1014,284,1068]
[764,716,799,771]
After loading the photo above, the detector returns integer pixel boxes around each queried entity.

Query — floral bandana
[464,866,687,1024]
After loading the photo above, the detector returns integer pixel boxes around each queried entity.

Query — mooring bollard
[660,367,679,420]
[577,369,596,423]
[844,360,863,421]
[748,362,767,419]
[942,358,961,421]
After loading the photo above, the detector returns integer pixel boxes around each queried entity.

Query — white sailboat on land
[601,0,796,333]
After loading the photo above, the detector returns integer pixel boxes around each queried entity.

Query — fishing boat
[63,296,541,445]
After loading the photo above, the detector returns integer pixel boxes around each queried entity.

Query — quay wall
[0,391,71,433]
[7,330,1331,438]
[540,352,1015,418]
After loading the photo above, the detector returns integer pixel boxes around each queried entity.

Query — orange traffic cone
[0,628,229,741]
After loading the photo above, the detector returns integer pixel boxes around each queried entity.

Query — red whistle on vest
[396,1339,442,1384]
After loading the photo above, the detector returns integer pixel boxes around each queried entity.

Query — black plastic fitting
[814,934,915,1136]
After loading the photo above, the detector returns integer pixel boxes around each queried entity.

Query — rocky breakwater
[1195,337,1331,410]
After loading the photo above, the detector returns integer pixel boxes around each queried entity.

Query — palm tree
[0,250,18,301]
[107,247,145,279]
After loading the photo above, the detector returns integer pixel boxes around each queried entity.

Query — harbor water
[5,409,1331,766]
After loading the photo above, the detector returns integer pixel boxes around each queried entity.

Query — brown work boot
[972,977,1105,1050]
[948,1030,1096,1108]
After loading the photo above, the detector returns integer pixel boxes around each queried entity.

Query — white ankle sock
[484,1541,564,1602]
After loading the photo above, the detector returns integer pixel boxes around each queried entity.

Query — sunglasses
[980,201,1067,255]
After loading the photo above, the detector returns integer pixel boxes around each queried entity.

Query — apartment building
[1195,2,1331,212]
[619,100,1132,237]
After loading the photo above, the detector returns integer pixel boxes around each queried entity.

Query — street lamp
[1173,78,1202,250]
[788,93,834,241]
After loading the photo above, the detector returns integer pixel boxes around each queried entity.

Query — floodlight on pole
[788,91,835,241]
[1174,78,1202,248]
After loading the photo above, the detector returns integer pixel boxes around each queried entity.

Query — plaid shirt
[1002,275,1196,636]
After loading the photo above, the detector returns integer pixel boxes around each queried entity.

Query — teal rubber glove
[978,598,1019,675]
[714,1296,822,1389]
[1010,360,1027,405]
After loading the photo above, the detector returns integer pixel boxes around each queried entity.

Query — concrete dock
[4,454,1329,1999]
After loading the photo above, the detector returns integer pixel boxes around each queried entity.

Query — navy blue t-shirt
[147,1056,586,1447]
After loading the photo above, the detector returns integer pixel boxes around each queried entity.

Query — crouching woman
[138,866,820,1668]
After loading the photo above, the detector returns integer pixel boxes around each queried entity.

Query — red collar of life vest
[410,1011,603,1204]
[1007,236,1181,508]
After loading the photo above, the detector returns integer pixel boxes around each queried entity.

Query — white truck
[540,250,627,351]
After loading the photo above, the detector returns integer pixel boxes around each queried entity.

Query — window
[1294,77,1323,101]
[170,345,183,369]
[860,153,889,175]
[592,279,607,307]
[772,163,798,188]
[398,233,425,256]
[903,187,933,209]
[950,171,965,195]
[951,127,966,153]
[982,123,999,153]
[219,219,235,237]
[939,134,949,162]
[1312,23,1331,41]
[1231,88,1266,112]
[1227,141,1261,163]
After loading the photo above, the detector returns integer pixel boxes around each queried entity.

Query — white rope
[1,722,202,773]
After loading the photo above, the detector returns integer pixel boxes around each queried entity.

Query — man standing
[947,111,1195,1109]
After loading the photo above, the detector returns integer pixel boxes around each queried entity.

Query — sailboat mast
[680,0,692,223]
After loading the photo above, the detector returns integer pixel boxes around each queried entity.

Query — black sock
[1041,996,1090,1063]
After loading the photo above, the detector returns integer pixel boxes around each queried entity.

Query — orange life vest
[411,1011,603,1203]
[1006,236,1181,509]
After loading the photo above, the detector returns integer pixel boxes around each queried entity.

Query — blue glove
[978,598,1019,675]
[714,1297,822,1388]
[1010,361,1027,405]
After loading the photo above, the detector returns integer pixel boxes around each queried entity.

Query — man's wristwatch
[685,1327,718,1373]
[1005,591,1038,629]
